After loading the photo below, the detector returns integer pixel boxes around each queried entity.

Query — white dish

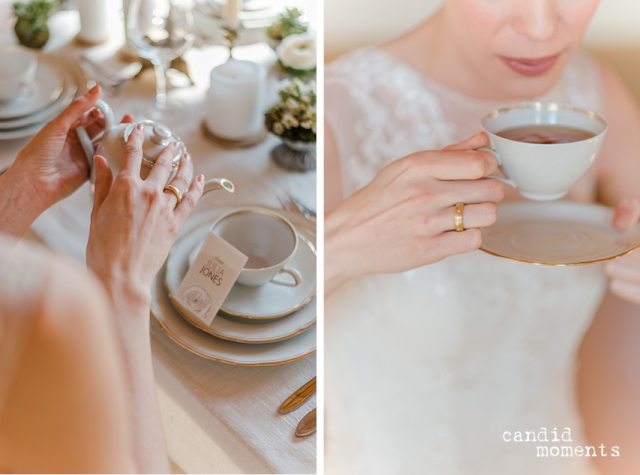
[165,218,316,342]
[185,209,316,320]
[481,201,640,265]
[0,55,88,140]
[152,262,316,365]
[0,57,64,120]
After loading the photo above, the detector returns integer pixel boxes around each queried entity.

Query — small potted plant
[13,0,54,49]
[265,78,316,172]
[266,7,308,50]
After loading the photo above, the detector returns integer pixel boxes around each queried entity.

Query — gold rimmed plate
[480,201,640,265]
[164,215,317,343]
[151,262,316,365]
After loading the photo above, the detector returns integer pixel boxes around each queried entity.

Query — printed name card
[175,232,248,326]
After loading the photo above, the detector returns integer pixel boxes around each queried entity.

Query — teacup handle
[476,147,517,188]
[76,99,116,171]
[270,268,302,287]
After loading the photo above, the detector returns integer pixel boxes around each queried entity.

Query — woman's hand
[9,85,107,209]
[605,198,640,303]
[86,123,204,314]
[325,132,504,294]
[0,86,135,236]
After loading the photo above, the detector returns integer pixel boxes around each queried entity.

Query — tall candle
[205,60,266,140]
[77,0,110,45]
[225,0,242,30]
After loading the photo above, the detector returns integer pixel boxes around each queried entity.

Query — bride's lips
[500,54,560,77]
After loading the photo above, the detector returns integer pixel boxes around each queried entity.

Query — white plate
[0,55,88,140]
[166,220,317,342]
[481,201,640,265]
[0,57,64,120]
[151,263,316,365]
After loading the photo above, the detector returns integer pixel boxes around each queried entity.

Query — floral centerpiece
[13,0,53,49]
[265,78,316,171]
[276,33,316,79]
[266,7,308,49]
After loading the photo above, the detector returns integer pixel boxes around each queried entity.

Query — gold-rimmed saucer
[480,201,640,266]
[164,212,317,343]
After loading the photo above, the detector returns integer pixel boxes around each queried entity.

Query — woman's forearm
[106,280,169,474]
[0,168,48,237]
[325,211,364,295]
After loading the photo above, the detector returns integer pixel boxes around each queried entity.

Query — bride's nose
[512,0,558,42]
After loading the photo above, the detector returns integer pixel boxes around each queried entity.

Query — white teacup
[480,102,608,201]
[0,46,37,103]
[210,208,302,287]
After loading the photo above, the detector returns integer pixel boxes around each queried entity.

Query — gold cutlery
[295,408,316,437]
[279,377,316,414]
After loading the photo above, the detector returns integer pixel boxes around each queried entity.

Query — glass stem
[153,59,169,111]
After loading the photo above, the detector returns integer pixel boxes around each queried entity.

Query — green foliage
[13,0,53,27]
[266,8,308,41]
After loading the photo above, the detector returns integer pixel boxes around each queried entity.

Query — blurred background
[324,0,640,103]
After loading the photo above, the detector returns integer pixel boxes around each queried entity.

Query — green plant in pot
[13,0,54,49]
[266,7,308,49]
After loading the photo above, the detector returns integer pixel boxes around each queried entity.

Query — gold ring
[163,184,182,204]
[454,202,465,232]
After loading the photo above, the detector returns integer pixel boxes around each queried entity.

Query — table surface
[0,2,317,473]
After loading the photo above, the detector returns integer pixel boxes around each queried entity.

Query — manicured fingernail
[136,123,145,132]
[197,174,204,183]
[183,152,190,160]
[89,85,99,95]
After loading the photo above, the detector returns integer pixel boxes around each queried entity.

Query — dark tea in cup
[496,125,595,144]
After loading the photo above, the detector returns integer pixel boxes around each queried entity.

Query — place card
[175,232,248,326]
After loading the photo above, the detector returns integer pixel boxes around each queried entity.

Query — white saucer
[152,263,316,365]
[0,58,64,120]
[481,201,640,265]
[0,55,88,140]
[165,219,317,342]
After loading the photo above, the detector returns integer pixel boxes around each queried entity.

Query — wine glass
[126,0,195,122]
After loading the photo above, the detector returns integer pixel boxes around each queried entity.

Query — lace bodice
[325,47,607,474]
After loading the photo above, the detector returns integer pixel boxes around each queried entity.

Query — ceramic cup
[210,208,302,287]
[480,102,608,201]
[0,46,37,102]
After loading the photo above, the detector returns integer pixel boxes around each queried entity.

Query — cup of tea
[0,46,37,103]
[210,208,302,287]
[480,102,608,201]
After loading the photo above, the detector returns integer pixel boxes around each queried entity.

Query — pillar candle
[205,60,266,140]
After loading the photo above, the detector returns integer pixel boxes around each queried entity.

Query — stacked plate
[0,53,90,141]
[151,206,317,365]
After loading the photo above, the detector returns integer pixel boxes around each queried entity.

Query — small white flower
[277,34,316,71]
[272,122,285,135]
[286,98,299,109]
[282,113,299,129]
[300,94,311,103]
[300,121,312,129]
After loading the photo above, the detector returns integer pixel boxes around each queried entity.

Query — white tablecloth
[0,2,317,473]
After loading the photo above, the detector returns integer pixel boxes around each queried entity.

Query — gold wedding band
[164,184,182,204]
[454,202,465,232]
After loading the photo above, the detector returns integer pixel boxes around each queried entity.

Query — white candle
[225,0,242,30]
[77,0,110,44]
[205,60,266,140]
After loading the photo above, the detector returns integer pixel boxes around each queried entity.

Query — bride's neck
[380,7,527,102]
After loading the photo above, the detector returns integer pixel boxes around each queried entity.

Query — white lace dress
[325,47,607,474]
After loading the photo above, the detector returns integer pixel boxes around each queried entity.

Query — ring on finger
[454,202,465,232]
[164,184,183,204]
